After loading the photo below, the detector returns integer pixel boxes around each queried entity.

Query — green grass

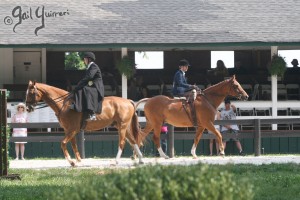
[1,163,300,200]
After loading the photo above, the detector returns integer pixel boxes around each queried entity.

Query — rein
[26,85,72,121]
[34,92,70,110]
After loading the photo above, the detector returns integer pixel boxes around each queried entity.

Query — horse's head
[25,80,41,112]
[227,75,249,101]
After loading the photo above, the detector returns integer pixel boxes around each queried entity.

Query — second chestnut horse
[136,75,248,158]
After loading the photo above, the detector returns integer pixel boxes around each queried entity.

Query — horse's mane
[203,79,230,94]
[35,82,69,95]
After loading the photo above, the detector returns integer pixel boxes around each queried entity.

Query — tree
[64,52,86,70]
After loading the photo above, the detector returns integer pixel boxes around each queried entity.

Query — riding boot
[86,110,97,121]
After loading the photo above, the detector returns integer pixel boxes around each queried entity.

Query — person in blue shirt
[172,59,198,96]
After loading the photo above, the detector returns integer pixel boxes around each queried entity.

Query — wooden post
[254,119,261,156]
[271,46,278,130]
[121,47,128,99]
[167,124,174,158]
[77,130,85,159]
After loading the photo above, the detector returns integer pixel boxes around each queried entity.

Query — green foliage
[46,164,254,200]
[64,52,86,70]
[2,163,300,200]
[116,56,135,79]
[269,54,287,78]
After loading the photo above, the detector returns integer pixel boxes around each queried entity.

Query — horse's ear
[28,80,36,87]
[232,75,236,80]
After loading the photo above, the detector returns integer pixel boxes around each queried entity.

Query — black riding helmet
[83,52,96,61]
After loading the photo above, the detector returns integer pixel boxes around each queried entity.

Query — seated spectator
[136,76,149,100]
[230,60,248,75]
[291,59,299,68]
[128,78,137,100]
[213,60,229,78]
[220,99,245,156]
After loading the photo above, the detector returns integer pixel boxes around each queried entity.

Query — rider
[72,52,104,121]
[172,59,199,126]
[172,59,198,97]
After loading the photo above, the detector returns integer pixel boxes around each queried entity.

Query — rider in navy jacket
[172,59,197,96]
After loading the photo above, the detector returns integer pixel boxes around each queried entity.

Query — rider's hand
[191,85,200,90]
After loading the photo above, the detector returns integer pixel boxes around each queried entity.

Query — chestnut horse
[136,75,248,158]
[25,81,144,166]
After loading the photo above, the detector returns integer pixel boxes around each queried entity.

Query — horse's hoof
[192,156,198,159]
[130,155,136,160]
[164,156,170,159]
[70,161,76,167]
[139,160,145,165]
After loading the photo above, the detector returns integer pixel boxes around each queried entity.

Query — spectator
[11,103,28,160]
[220,99,245,156]
[231,60,248,75]
[209,111,221,156]
[128,78,137,100]
[214,60,229,78]
[291,59,299,68]
[136,76,149,100]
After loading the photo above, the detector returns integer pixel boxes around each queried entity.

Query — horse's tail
[134,98,149,110]
[129,100,148,146]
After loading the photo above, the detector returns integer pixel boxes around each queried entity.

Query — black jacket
[74,62,104,113]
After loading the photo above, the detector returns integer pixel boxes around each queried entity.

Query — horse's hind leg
[70,136,82,163]
[191,127,205,159]
[61,133,77,167]
[126,135,144,164]
[153,125,169,159]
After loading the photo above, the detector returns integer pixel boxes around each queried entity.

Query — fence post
[254,119,261,156]
[167,124,174,158]
[0,90,8,176]
[77,130,85,159]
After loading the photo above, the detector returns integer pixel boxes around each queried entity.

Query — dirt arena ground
[9,155,300,170]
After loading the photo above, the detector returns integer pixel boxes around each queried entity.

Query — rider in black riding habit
[71,52,105,121]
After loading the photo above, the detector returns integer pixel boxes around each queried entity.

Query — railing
[8,118,300,158]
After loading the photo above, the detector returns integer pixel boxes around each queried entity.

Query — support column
[41,48,47,83]
[271,46,278,130]
[121,48,128,99]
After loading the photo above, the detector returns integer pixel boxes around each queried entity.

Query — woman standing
[11,103,28,160]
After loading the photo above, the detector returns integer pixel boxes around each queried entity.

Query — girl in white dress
[11,103,28,160]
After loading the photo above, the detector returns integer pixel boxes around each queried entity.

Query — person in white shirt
[220,99,245,156]
[11,103,28,160]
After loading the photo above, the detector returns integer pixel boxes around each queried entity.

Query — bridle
[25,85,70,114]
[228,80,244,100]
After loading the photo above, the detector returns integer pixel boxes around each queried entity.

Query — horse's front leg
[191,127,205,159]
[70,136,82,163]
[61,134,76,167]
